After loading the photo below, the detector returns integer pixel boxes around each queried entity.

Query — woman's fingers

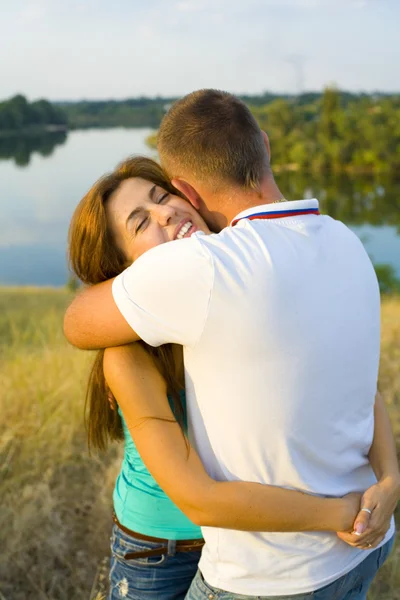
[356,533,385,550]
[338,521,388,549]
[353,524,389,548]
[353,499,375,536]
[337,530,363,545]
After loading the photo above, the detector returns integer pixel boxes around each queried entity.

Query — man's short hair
[157,89,270,190]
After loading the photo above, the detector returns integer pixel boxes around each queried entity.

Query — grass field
[0,287,399,599]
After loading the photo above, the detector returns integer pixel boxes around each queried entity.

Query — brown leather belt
[113,513,205,560]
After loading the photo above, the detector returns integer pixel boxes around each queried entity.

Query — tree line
[59,97,174,129]
[0,95,67,132]
[2,90,400,176]
[250,88,400,175]
[147,89,400,176]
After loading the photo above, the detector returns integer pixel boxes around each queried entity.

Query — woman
[68,156,398,600]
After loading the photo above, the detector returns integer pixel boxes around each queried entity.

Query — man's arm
[65,240,214,350]
[64,279,140,349]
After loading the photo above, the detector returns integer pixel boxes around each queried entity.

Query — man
[65,90,396,598]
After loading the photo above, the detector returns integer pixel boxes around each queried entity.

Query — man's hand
[337,476,400,549]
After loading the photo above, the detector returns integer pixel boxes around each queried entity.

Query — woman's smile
[174,219,198,240]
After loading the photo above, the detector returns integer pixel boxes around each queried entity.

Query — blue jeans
[108,524,202,600]
[186,536,394,600]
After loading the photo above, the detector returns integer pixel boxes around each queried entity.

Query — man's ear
[171,178,201,210]
[261,130,271,161]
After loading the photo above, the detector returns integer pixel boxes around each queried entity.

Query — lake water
[0,127,399,286]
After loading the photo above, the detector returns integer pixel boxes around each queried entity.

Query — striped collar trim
[231,199,320,227]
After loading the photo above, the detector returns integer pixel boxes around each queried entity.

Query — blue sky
[1,0,399,100]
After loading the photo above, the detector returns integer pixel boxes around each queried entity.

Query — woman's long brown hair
[68,156,186,451]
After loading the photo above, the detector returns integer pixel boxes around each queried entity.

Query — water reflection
[0,130,68,167]
[275,172,400,232]
[0,128,155,285]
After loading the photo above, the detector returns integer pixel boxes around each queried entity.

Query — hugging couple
[65,89,398,600]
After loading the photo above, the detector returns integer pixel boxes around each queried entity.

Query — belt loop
[167,539,177,557]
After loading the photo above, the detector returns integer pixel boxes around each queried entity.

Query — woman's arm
[103,344,359,533]
[369,390,400,482]
[338,390,400,548]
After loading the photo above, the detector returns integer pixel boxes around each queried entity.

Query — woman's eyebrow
[148,184,157,201]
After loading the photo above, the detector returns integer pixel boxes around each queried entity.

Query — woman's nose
[152,204,175,226]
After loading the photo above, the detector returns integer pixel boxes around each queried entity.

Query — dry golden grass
[368,296,400,600]
[0,288,119,599]
[0,288,399,599]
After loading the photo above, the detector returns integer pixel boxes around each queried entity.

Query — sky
[1,0,399,101]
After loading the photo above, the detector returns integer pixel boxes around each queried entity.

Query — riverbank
[0,124,68,137]
[0,287,399,599]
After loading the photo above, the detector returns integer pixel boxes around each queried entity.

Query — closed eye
[135,215,149,234]
[156,192,170,204]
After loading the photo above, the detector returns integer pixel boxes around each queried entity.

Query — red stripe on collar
[231,208,320,227]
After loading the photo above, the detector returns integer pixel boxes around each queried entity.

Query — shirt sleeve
[112,237,214,347]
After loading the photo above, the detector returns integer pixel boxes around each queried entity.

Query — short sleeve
[112,237,214,347]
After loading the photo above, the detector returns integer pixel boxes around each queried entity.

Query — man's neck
[212,177,284,229]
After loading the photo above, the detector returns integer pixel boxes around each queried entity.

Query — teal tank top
[113,391,202,540]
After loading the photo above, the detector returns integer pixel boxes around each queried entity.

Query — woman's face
[106,177,211,262]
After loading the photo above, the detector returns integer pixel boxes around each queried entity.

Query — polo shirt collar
[231,198,319,227]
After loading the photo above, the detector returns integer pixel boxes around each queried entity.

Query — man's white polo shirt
[112,199,394,596]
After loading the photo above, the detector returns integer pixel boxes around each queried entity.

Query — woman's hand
[337,475,400,549]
